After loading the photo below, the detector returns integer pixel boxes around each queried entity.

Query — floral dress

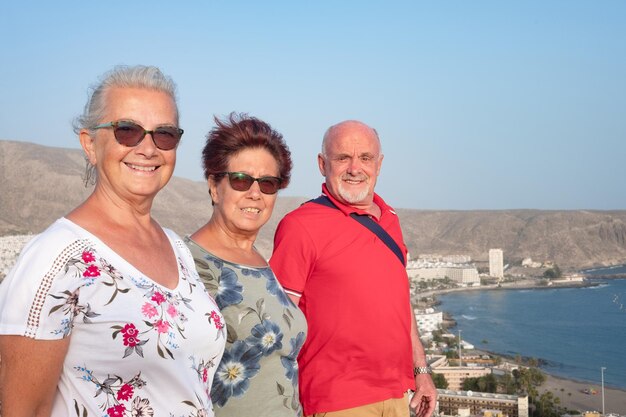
[0,218,226,417]
[185,237,307,417]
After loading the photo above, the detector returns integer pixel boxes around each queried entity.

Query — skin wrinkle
[318,120,383,216]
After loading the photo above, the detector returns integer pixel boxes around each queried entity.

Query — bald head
[321,120,381,156]
[318,120,384,211]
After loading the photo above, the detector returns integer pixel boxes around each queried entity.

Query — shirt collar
[320,183,395,220]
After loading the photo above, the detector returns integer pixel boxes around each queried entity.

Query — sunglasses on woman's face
[93,121,184,150]
[218,172,282,195]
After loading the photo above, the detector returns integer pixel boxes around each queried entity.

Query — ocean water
[438,273,626,389]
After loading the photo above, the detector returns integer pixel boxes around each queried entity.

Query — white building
[414,308,443,338]
[443,254,472,264]
[446,267,481,285]
[521,257,542,268]
[489,249,504,279]
[408,266,480,286]
[436,389,529,417]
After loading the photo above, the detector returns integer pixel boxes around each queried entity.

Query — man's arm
[0,335,69,417]
[409,311,438,417]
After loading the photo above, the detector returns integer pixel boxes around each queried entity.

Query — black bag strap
[309,195,406,266]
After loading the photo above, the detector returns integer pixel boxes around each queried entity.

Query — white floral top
[0,218,226,417]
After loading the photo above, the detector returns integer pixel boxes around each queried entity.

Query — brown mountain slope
[398,209,626,268]
[0,140,305,258]
[1,140,625,268]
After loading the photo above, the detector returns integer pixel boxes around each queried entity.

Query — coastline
[419,276,626,414]
[415,277,602,300]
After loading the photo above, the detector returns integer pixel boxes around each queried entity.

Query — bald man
[270,120,437,417]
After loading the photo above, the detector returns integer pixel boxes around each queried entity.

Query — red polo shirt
[270,185,415,414]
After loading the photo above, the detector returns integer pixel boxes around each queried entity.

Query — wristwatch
[414,366,433,376]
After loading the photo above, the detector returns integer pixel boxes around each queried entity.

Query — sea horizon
[438,269,626,390]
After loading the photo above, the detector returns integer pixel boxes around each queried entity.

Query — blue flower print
[262,269,291,306]
[215,266,243,309]
[281,331,306,385]
[211,340,262,407]
[209,256,224,269]
[241,268,262,279]
[246,320,283,356]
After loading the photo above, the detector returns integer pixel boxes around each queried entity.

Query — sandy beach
[537,373,626,414]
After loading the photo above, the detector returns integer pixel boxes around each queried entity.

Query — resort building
[436,389,529,417]
[432,366,491,390]
[414,308,443,339]
[406,257,481,286]
[489,249,504,279]
[446,267,481,285]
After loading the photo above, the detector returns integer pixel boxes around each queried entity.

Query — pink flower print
[83,265,100,278]
[166,304,178,318]
[151,292,166,305]
[124,334,140,347]
[81,250,96,263]
[141,302,158,318]
[155,319,170,334]
[210,311,224,330]
[202,367,208,383]
[121,323,138,336]
[117,383,134,401]
[121,323,141,347]
[107,403,126,417]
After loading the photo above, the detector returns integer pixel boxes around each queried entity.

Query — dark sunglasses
[217,172,283,195]
[93,121,184,150]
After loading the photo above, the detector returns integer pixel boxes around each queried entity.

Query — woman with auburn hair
[185,112,306,417]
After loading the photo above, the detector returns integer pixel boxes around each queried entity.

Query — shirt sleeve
[269,212,317,296]
[0,229,89,340]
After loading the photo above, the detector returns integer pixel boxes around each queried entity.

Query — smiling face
[79,87,179,207]
[318,121,383,211]
[209,147,280,237]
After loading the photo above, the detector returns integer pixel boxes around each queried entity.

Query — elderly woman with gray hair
[0,65,225,416]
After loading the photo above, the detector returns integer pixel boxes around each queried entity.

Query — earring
[209,188,217,206]
[82,156,97,187]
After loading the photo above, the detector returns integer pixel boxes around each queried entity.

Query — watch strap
[414,366,432,376]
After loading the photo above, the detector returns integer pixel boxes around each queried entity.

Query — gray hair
[73,65,179,134]
[74,65,179,187]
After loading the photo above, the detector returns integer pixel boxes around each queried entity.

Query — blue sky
[1,1,624,210]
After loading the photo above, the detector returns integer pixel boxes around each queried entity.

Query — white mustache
[342,174,368,181]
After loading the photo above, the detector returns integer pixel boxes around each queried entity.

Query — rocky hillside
[398,209,626,269]
[0,140,304,258]
[2,140,625,269]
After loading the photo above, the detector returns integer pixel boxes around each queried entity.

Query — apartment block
[489,249,504,279]
[432,366,491,391]
[436,389,529,417]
